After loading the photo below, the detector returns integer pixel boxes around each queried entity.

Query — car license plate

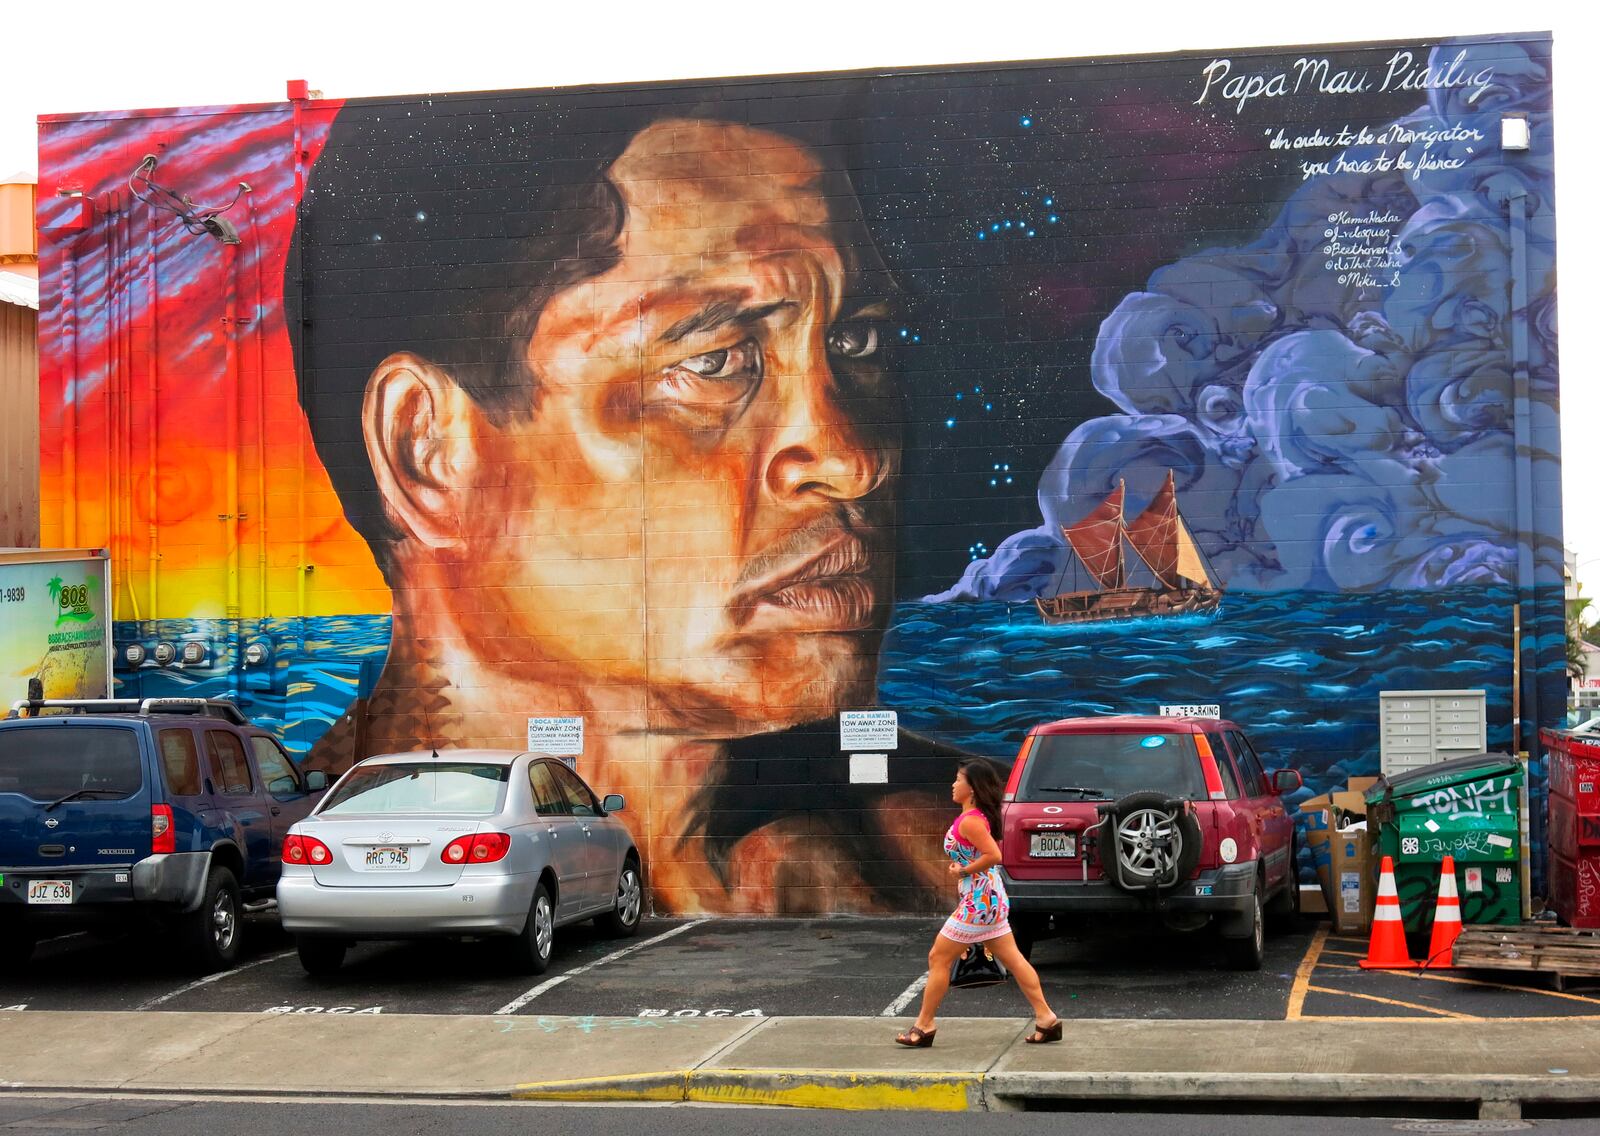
[363,847,410,870]
[27,880,72,904]
[1030,833,1076,858]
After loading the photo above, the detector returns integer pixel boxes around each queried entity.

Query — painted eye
[647,338,764,417]
[827,324,879,359]
[671,340,761,382]
[679,349,733,377]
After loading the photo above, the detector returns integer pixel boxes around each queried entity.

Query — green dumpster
[1365,753,1523,933]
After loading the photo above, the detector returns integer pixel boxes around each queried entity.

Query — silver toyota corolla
[277,749,643,975]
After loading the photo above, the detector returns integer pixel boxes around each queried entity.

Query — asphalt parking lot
[3,914,1597,1024]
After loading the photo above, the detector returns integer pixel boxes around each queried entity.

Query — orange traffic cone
[1423,855,1463,969]
[1360,855,1422,969]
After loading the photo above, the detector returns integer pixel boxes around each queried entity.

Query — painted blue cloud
[932,38,1556,602]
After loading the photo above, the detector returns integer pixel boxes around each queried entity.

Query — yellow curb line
[512,1068,981,1111]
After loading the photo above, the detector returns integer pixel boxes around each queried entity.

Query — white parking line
[136,949,297,1010]
[880,973,928,1017]
[493,919,709,1017]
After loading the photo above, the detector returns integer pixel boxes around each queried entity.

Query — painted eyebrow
[658,299,795,345]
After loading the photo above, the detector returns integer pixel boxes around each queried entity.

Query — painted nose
[762,348,890,504]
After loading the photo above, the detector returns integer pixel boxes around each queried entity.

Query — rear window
[319,762,510,816]
[1019,732,1207,802]
[0,726,144,801]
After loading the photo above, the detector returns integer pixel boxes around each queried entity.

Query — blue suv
[0,698,328,971]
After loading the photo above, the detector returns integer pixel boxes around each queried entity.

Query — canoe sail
[1035,471,1222,625]
[1063,483,1126,590]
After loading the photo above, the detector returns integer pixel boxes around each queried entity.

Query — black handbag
[949,943,1008,988]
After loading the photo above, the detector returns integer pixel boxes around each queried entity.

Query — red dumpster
[1541,728,1600,929]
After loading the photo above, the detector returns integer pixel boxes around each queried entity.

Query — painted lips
[734,536,882,632]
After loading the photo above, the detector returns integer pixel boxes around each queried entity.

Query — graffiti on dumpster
[1399,830,1515,860]
[1396,870,1516,924]
[1579,859,1600,912]
[1410,779,1518,819]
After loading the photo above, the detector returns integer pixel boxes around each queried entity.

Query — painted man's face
[452,120,899,731]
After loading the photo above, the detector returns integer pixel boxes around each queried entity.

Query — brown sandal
[894,1026,937,1048]
[1024,1018,1063,1044]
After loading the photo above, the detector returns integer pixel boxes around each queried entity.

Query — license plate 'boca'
[1029,832,1076,858]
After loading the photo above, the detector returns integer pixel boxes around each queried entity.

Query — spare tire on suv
[1097,791,1202,892]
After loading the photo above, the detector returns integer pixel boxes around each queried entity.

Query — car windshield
[0,727,143,802]
[319,762,510,816]
[1019,732,1207,802]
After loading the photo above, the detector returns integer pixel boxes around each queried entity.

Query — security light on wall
[1501,115,1530,152]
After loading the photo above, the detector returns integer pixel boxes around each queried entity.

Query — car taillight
[1193,734,1228,801]
[283,833,333,866]
[442,833,510,864]
[151,804,175,854]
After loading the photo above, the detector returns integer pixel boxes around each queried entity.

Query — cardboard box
[1325,822,1375,934]
[1297,776,1379,932]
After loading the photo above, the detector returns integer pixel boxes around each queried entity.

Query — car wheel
[1101,791,1202,891]
[596,859,643,938]
[296,936,347,977]
[1222,888,1265,971]
[181,867,242,973]
[508,883,555,975]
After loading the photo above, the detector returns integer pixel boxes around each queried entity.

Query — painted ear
[362,352,479,551]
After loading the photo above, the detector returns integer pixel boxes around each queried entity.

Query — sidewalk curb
[511,1068,986,1111]
[984,1071,1597,1115]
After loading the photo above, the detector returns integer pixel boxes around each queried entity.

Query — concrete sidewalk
[0,1012,1596,1118]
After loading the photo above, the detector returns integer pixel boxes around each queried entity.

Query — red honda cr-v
[998,715,1302,970]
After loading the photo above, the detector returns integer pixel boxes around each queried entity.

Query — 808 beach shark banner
[36,33,1562,913]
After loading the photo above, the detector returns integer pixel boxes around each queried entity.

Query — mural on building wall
[35,34,1562,914]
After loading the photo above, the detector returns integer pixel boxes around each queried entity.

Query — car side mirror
[1272,769,1303,794]
[304,770,329,792]
[601,793,625,814]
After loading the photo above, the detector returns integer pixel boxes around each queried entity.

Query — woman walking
[895,759,1061,1047]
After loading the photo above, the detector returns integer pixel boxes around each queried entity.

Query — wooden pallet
[1453,924,1600,990]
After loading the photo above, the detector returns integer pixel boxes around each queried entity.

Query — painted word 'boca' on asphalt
[638,1008,763,1018]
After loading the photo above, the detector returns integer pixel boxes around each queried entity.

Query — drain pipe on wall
[146,211,161,622]
[1507,188,1537,757]
[223,240,242,699]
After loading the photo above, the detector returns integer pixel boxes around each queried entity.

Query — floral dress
[940,808,1011,944]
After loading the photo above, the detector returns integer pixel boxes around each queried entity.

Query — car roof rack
[5,697,251,726]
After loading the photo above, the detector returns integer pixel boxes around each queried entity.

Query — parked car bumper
[277,870,537,938]
[1001,861,1260,928]
[0,867,137,919]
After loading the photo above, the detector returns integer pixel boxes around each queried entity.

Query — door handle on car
[270,806,281,816]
